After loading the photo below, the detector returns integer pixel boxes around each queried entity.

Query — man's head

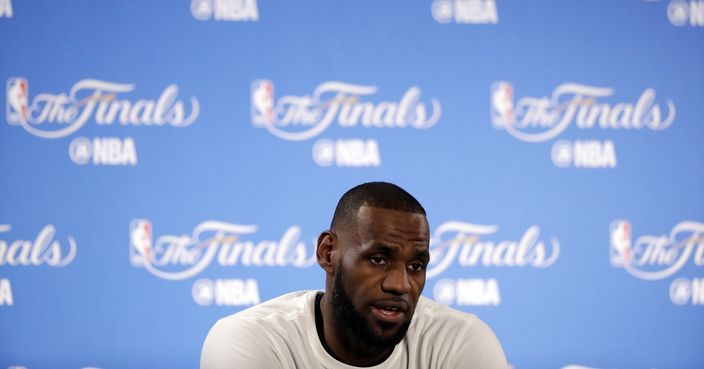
[317,182,430,350]
[329,182,427,230]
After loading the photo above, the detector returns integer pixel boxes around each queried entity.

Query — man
[201,182,508,368]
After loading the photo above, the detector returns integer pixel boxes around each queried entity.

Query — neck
[317,292,394,367]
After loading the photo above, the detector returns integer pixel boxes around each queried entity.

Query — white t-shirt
[201,291,508,369]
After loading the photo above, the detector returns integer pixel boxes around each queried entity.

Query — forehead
[352,206,429,245]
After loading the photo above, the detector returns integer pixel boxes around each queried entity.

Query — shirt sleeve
[200,318,284,369]
[450,318,509,369]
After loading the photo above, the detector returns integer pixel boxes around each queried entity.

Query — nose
[381,264,411,295]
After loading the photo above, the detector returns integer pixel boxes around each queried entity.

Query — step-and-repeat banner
[1,1,703,368]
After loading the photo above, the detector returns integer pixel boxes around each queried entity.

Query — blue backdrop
[1,1,703,368]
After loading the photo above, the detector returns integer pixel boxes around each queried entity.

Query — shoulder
[206,290,315,340]
[409,296,508,369]
[412,296,486,333]
[200,291,317,369]
[218,290,314,324]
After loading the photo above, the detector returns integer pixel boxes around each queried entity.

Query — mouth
[370,301,408,324]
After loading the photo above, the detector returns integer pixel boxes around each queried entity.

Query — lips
[370,300,409,324]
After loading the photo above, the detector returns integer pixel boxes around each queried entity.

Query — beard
[330,266,411,349]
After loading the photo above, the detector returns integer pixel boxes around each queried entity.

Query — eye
[408,262,425,273]
[370,256,387,265]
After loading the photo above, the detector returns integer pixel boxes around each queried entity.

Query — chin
[365,316,412,348]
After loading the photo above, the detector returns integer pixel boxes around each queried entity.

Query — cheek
[412,275,426,295]
[348,269,386,300]
[340,261,375,291]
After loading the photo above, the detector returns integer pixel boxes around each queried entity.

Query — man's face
[331,206,430,349]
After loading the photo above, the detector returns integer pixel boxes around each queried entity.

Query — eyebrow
[370,244,397,255]
[370,244,430,260]
[415,250,430,261]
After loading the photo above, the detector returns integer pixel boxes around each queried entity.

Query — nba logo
[610,219,632,267]
[130,219,153,266]
[490,81,514,128]
[6,77,28,124]
[251,80,275,127]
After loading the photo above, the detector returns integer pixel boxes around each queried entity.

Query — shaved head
[330,182,426,231]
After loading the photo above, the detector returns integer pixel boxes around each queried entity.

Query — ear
[316,230,337,274]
